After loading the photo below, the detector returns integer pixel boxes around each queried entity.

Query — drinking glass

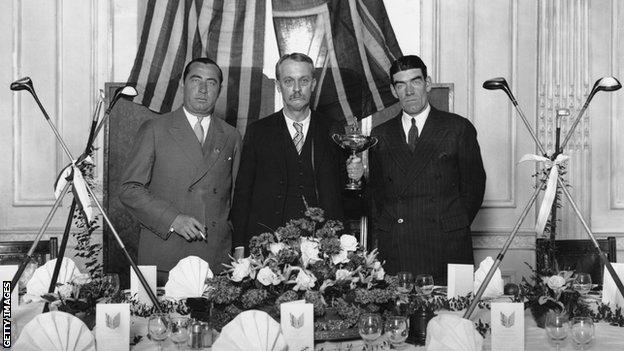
[570,317,594,350]
[385,315,409,348]
[416,274,435,295]
[148,313,170,351]
[102,273,120,297]
[358,313,383,349]
[170,316,190,350]
[545,311,568,350]
[396,272,414,294]
[574,273,592,296]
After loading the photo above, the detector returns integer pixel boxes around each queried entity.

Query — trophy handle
[331,133,342,145]
[368,136,379,149]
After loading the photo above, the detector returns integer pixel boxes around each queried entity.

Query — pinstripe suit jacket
[369,107,486,284]
[119,108,241,280]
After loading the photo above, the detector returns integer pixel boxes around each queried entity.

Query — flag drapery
[128,0,401,133]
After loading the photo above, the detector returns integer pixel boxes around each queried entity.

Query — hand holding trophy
[332,123,378,190]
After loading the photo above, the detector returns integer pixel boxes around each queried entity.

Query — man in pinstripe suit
[369,55,486,285]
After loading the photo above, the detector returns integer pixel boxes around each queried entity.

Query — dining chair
[536,237,616,285]
[0,237,58,266]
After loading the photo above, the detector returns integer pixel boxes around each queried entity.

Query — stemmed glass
[396,272,415,294]
[170,316,190,350]
[148,313,170,351]
[570,317,594,350]
[545,311,568,350]
[102,273,120,297]
[574,273,593,296]
[385,315,409,349]
[416,274,435,295]
[358,313,383,350]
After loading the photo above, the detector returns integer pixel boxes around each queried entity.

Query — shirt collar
[401,103,430,124]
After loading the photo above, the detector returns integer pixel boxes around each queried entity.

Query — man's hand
[346,155,364,181]
[171,215,205,241]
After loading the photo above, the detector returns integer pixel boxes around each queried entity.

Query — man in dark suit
[231,53,362,251]
[120,58,241,284]
[369,55,486,285]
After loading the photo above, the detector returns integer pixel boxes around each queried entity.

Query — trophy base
[345,184,362,191]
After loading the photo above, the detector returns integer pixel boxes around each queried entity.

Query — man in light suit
[369,55,486,285]
[120,58,241,284]
[231,53,363,251]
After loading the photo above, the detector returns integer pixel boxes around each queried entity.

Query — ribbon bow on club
[53,157,94,223]
[519,153,569,235]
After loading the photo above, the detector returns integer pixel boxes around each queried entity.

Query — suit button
[397,218,404,224]
[279,180,285,185]
[299,172,304,176]
[275,211,281,215]
[298,185,304,189]
[277,195,283,199]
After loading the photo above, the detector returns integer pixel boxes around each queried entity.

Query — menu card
[280,300,313,350]
[447,264,474,299]
[602,263,624,308]
[0,265,19,307]
[96,303,130,351]
[130,266,157,306]
[491,302,524,351]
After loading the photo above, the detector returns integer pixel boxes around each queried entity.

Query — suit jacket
[119,108,241,279]
[231,110,346,248]
[369,107,486,284]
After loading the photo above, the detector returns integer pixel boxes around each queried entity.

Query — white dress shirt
[183,107,211,143]
[401,103,430,143]
[283,110,311,143]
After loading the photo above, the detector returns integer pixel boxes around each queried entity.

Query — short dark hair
[389,55,428,83]
[183,57,223,84]
[275,53,314,80]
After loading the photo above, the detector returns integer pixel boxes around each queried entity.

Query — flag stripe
[224,1,244,126]
[128,0,157,85]
[246,0,266,130]
[236,0,260,135]
[160,0,192,112]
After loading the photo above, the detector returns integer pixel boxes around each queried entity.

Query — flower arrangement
[201,205,397,331]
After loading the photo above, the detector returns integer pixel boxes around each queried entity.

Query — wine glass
[102,273,120,297]
[385,315,409,349]
[570,317,594,350]
[396,272,414,294]
[574,273,592,296]
[358,313,383,349]
[148,313,170,351]
[545,311,568,350]
[170,316,190,350]
[416,274,435,295]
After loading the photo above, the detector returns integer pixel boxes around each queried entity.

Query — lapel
[385,115,412,174]
[168,109,204,170]
[271,112,289,176]
[396,107,449,194]
[310,112,328,171]
[190,116,229,186]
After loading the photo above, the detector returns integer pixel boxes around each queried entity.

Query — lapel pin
[214,147,221,153]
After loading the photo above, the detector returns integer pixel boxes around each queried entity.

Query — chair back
[536,237,616,285]
[0,237,58,266]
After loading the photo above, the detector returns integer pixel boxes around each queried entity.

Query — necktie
[293,122,304,154]
[408,118,418,151]
[194,116,205,145]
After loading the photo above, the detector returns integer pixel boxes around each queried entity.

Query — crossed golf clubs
[8,78,163,311]
[464,76,622,319]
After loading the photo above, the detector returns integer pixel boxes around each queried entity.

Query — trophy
[332,125,378,190]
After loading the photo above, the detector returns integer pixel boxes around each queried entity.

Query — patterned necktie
[194,116,205,145]
[408,118,418,151]
[293,122,304,154]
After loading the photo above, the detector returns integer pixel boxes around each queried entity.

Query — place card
[0,265,19,307]
[280,300,313,351]
[447,264,474,299]
[96,303,130,351]
[130,265,157,306]
[491,302,524,351]
[602,263,624,308]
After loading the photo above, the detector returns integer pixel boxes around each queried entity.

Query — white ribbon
[54,157,94,223]
[519,153,569,235]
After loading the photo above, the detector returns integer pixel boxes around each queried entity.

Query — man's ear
[425,76,432,93]
[311,78,317,92]
[275,79,282,95]
[390,83,398,99]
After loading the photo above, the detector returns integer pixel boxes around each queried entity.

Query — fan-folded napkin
[473,256,503,298]
[212,310,287,351]
[425,314,483,351]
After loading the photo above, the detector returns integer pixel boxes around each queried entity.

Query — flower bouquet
[200,205,398,338]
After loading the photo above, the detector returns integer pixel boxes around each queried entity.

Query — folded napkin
[165,255,214,299]
[13,311,95,351]
[212,310,288,351]
[473,256,503,298]
[26,257,80,298]
[425,314,483,351]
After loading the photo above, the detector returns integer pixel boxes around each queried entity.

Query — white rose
[332,250,350,265]
[294,270,317,291]
[57,284,73,299]
[300,238,320,267]
[71,273,91,285]
[269,242,286,256]
[547,275,566,291]
[231,258,252,282]
[339,234,358,252]
[374,266,385,280]
[335,269,352,280]
[257,267,281,286]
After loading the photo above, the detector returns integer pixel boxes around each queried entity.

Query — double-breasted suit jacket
[231,110,346,249]
[120,108,241,280]
[369,107,486,284]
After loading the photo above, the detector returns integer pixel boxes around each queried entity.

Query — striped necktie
[408,118,418,151]
[194,116,205,145]
[293,122,304,154]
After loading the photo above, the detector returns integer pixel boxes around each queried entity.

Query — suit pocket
[440,212,469,232]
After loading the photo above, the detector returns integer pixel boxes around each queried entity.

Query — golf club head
[585,76,622,106]
[107,85,138,113]
[10,77,35,94]
[483,77,516,103]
